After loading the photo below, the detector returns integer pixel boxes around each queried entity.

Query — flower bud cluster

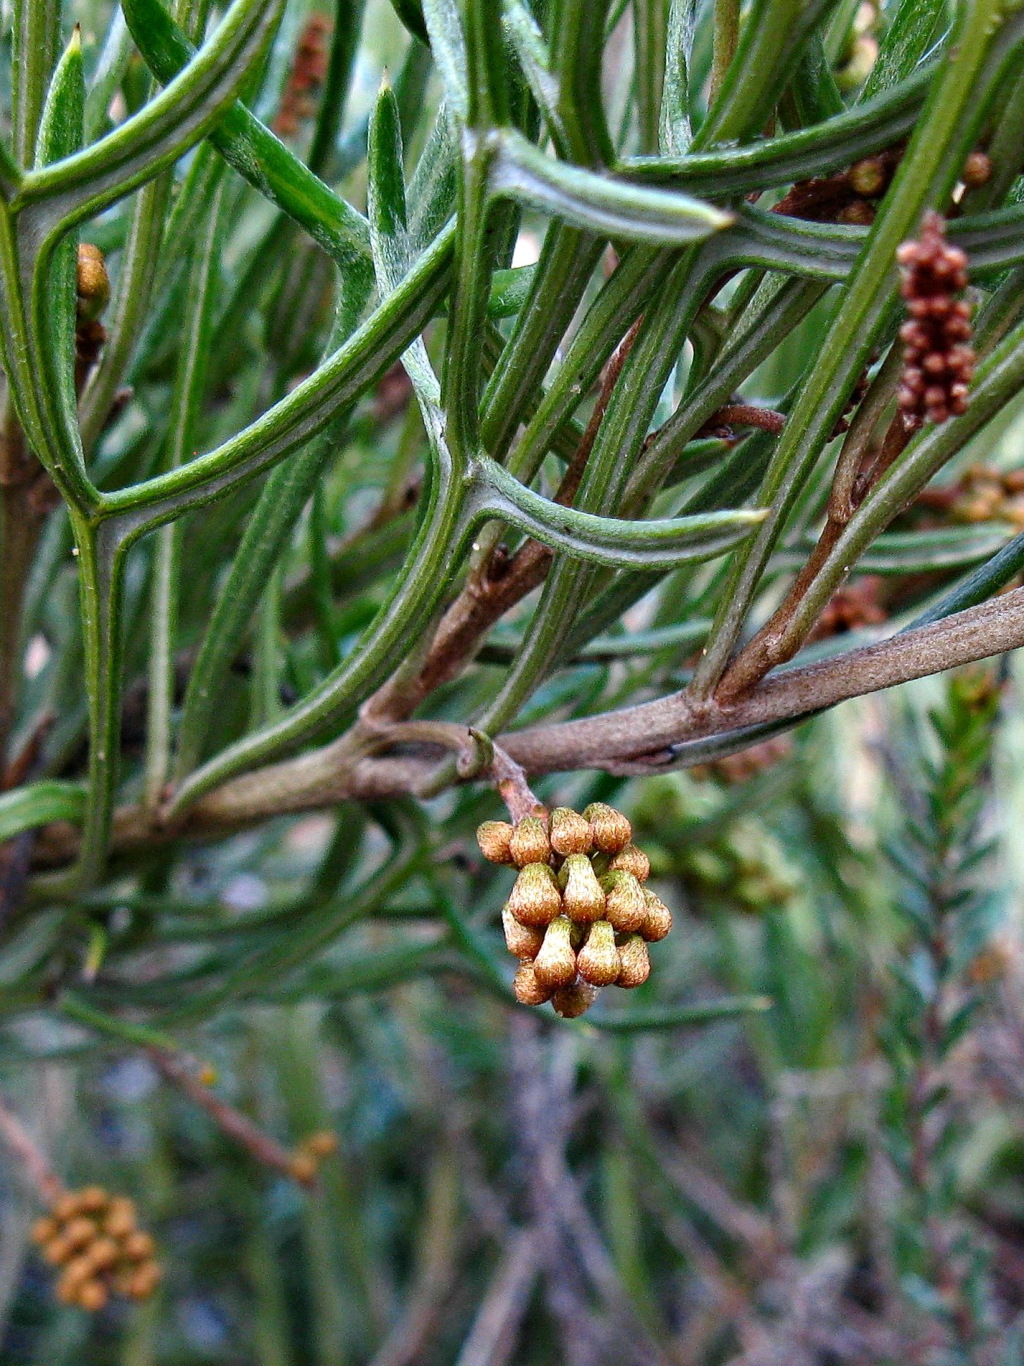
[31,1187,160,1311]
[477,804,673,1018]
[897,211,974,430]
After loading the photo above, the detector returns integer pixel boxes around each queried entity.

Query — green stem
[11,0,61,168]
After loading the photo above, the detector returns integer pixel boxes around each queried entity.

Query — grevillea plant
[4,0,1024,1346]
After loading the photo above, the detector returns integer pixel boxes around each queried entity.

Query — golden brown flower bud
[617,935,651,988]
[76,244,110,320]
[60,1255,94,1292]
[289,1152,319,1185]
[304,1131,338,1158]
[103,1199,136,1239]
[78,1186,109,1214]
[549,807,592,857]
[77,1278,109,1312]
[31,1216,58,1245]
[64,1217,97,1251]
[122,1231,156,1263]
[849,157,885,196]
[508,862,562,926]
[477,820,515,863]
[576,920,622,986]
[559,853,606,922]
[962,150,992,187]
[584,802,632,854]
[509,816,551,867]
[640,888,673,941]
[513,962,555,1004]
[42,1234,72,1265]
[55,1273,81,1305]
[502,904,546,958]
[533,916,578,988]
[609,843,650,883]
[602,870,646,933]
[84,1237,119,1272]
[127,1262,162,1300]
[551,980,600,1018]
[52,1193,80,1222]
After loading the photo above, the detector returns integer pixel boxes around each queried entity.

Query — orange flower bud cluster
[288,1129,339,1185]
[31,1187,161,1311]
[897,211,974,430]
[477,804,673,1018]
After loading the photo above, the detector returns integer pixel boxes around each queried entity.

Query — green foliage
[4,0,1024,1358]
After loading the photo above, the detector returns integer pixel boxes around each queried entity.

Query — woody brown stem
[0,406,49,769]
[360,318,644,728]
[0,1091,63,1203]
[716,410,912,703]
[148,1048,313,1186]
[698,404,786,437]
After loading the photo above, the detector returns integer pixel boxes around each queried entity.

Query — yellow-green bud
[551,980,600,1018]
[609,843,650,882]
[584,802,632,854]
[576,920,621,986]
[502,904,545,958]
[640,888,673,941]
[508,863,561,927]
[509,815,551,867]
[602,870,646,933]
[559,853,606,922]
[617,935,651,988]
[477,820,515,863]
[512,962,554,1005]
[549,806,592,856]
[838,35,877,90]
[533,916,578,988]
[848,157,884,197]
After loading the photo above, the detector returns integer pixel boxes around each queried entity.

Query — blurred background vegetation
[6,0,1024,1361]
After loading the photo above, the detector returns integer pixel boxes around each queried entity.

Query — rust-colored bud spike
[551,980,600,1018]
[508,863,562,926]
[502,904,546,958]
[896,211,974,429]
[477,820,515,863]
[576,920,622,986]
[640,888,673,941]
[513,962,554,1005]
[509,815,551,867]
[559,853,606,922]
[533,916,578,988]
[602,870,647,933]
[617,935,651,988]
[584,802,632,854]
[550,806,593,856]
[609,843,650,883]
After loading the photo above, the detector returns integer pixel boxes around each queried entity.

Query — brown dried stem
[148,1048,312,1186]
[0,1091,63,1203]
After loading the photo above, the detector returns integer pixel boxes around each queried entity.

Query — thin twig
[148,1048,310,1186]
[0,1091,63,1203]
